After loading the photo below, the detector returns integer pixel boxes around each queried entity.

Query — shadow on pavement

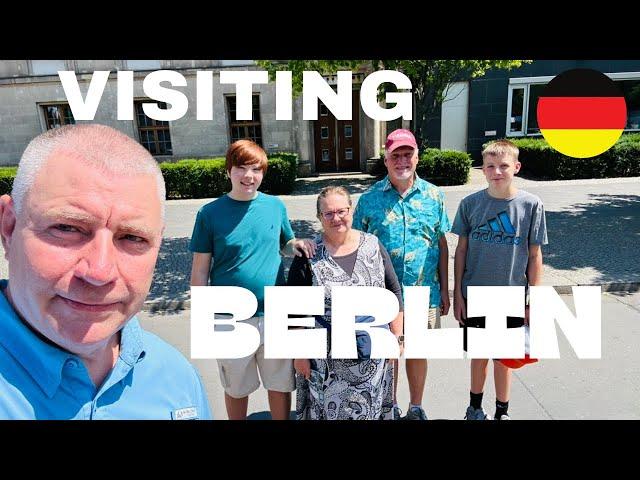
[544,193,640,295]
[146,194,640,308]
[291,176,379,196]
[148,237,191,305]
[147,221,323,307]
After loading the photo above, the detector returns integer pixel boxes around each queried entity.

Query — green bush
[0,167,17,195]
[603,142,640,177]
[373,148,471,186]
[0,152,299,200]
[419,149,472,186]
[159,152,298,199]
[262,152,298,195]
[160,158,229,199]
[506,135,640,180]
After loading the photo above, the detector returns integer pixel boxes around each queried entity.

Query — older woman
[287,186,404,420]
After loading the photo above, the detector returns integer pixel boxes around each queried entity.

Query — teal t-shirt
[189,192,295,316]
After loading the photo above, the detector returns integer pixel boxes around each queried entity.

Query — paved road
[1,172,638,419]
[139,290,640,420]
[141,174,640,308]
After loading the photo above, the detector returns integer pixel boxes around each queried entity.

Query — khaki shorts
[217,316,295,399]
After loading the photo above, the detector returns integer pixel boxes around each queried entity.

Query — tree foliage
[256,59,530,148]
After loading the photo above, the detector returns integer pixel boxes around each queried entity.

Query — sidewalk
[0,172,638,308]
[138,290,640,419]
[140,172,640,311]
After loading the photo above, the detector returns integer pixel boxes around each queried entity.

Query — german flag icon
[537,68,627,158]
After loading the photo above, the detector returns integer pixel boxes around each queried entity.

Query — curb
[552,283,640,295]
[142,282,640,313]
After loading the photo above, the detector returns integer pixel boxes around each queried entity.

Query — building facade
[0,60,383,175]
[430,60,640,160]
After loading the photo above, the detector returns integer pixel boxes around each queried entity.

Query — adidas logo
[471,211,522,245]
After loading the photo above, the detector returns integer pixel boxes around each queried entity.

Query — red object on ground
[498,356,538,369]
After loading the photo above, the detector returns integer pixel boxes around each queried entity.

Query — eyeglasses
[320,207,350,220]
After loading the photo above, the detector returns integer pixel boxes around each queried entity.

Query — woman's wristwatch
[397,335,405,345]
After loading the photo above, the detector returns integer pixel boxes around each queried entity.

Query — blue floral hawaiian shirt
[352,175,451,307]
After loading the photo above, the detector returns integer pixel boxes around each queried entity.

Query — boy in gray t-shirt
[451,140,548,421]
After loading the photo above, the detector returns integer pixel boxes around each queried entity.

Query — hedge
[505,135,640,180]
[418,149,472,186]
[0,153,299,198]
[0,167,17,195]
[160,152,298,199]
[260,153,299,195]
[372,148,472,186]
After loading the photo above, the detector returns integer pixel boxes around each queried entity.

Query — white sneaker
[464,406,490,420]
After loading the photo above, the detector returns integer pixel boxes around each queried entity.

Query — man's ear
[0,194,17,256]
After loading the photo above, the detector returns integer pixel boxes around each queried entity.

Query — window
[618,80,640,130]
[321,126,329,139]
[507,72,640,136]
[134,100,173,155]
[227,95,262,145]
[219,60,254,67]
[32,60,67,76]
[345,148,353,160]
[344,124,352,138]
[42,103,75,130]
[507,85,526,135]
[126,60,162,71]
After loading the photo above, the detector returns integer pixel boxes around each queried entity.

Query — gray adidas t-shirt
[451,189,548,298]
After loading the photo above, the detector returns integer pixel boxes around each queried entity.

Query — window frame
[40,102,76,130]
[226,93,263,146]
[506,71,640,137]
[133,99,173,156]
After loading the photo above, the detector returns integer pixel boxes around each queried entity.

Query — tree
[256,59,530,149]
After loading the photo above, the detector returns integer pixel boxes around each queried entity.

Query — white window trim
[506,71,640,137]
[506,85,528,137]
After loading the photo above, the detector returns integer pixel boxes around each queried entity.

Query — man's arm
[351,195,368,232]
[453,236,468,324]
[190,252,212,286]
[438,235,450,316]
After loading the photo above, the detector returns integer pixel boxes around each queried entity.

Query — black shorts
[461,315,525,352]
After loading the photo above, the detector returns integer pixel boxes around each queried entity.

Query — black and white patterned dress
[295,232,394,420]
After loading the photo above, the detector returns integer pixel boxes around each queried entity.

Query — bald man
[0,124,212,420]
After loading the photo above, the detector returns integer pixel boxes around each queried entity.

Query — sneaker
[464,406,490,420]
[405,406,428,420]
[392,406,403,420]
[495,414,511,420]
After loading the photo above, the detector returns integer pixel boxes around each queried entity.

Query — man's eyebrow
[41,209,96,223]
[118,223,157,238]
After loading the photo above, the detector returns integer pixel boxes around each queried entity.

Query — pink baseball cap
[385,129,418,153]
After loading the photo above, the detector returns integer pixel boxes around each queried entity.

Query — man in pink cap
[353,129,451,420]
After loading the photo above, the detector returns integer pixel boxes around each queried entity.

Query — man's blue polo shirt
[0,280,212,420]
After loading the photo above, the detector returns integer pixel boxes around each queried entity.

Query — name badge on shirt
[171,407,198,420]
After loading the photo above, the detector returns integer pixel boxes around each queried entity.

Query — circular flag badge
[537,68,627,158]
